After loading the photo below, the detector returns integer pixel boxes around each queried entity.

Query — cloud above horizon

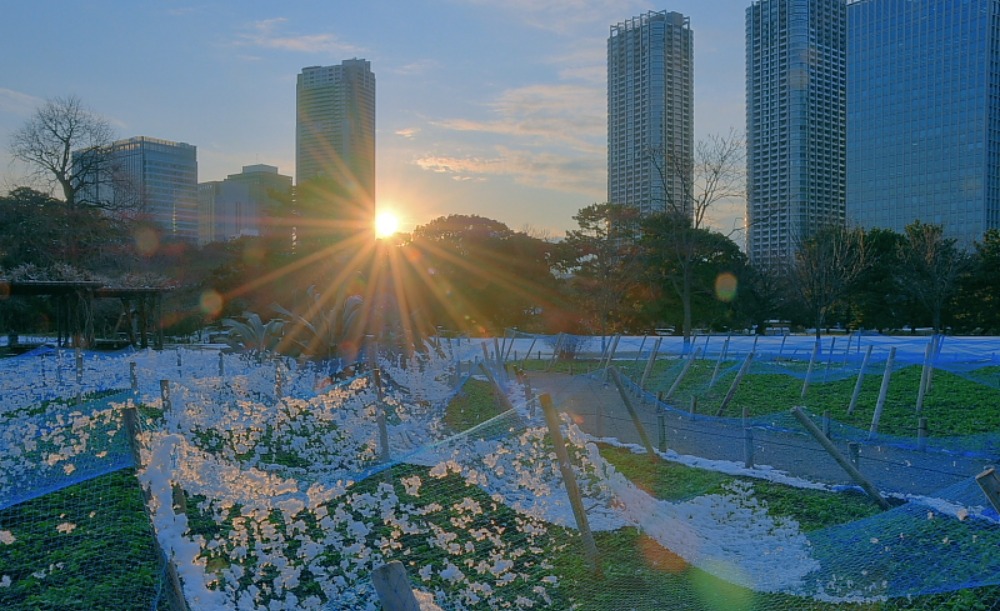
[233,18,365,55]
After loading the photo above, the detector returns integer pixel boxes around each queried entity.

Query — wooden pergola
[0,280,167,349]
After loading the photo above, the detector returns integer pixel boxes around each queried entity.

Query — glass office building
[607,11,694,218]
[76,136,199,241]
[847,0,1000,247]
[746,0,847,268]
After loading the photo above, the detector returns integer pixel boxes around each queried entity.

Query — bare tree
[644,128,747,342]
[9,95,116,209]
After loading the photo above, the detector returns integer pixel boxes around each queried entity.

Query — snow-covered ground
[2,342,998,609]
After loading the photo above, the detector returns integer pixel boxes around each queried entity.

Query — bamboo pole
[664,347,702,401]
[708,337,730,390]
[609,366,657,459]
[868,347,896,439]
[716,352,754,417]
[915,339,933,414]
[640,337,662,391]
[801,339,820,398]
[539,394,602,577]
[792,407,891,510]
[847,345,873,415]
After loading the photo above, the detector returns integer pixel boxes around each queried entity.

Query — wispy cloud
[0,88,43,116]
[433,83,604,152]
[415,146,604,197]
[233,18,364,55]
[396,127,421,140]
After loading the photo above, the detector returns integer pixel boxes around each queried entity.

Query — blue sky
[0,1,748,238]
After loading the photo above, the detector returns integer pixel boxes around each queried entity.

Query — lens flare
[715,272,738,302]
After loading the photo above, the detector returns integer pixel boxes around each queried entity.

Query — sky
[0,1,749,240]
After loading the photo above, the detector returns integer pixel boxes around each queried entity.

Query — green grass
[0,469,164,611]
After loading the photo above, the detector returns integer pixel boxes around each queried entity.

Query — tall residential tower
[607,10,694,217]
[745,0,847,268]
[847,0,1000,247]
[296,59,376,222]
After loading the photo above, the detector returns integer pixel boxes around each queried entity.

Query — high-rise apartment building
[745,0,847,268]
[198,164,292,245]
[296,60,376,222]
[76,136,199,241]
[607,11,694,218]
[847,0,1000,247]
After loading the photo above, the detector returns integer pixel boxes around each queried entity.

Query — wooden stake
[640,337,662,391]
[609,366,657,459]
[372,561,425,611]
[847,345,873,415]
[716,352,754,417]
[539,394,602,577]
[801,339,820,398]
[792,407,891,509]
[869,347,896,439]
[664,347,702,402]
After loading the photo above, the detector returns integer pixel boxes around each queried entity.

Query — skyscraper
[607,11,694,218]
[198,164,292,245]
[745,0,847,268]
[847,0,1000,247]
[296,60,376,223]
[76,136,199,241]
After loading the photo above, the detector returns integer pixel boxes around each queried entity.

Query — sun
[374,210,400,239]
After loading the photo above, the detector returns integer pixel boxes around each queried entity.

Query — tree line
[4,96,999,342]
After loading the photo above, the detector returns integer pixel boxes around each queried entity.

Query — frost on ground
[4,345,998,609]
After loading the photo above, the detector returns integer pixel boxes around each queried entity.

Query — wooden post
[160,380,171,413]
[847,345,873,415]
[801,339,820,398]
[743,427,754,469]
[520,337,537,370]
[664,347,702,402]
[689,396,697,420]
[640,338,662,391]
[372,368,390,462]
[75,347,83,384]
[917,417,928,451]
[716,352,754,417]
[792,407,891,510]
[657,413,667,453]
[869,347,896,439]
[600,335,621,382]
[633,336,648,366]
[848,442,860,468]
[915,340,933,415]
[609,366,657,459]
[546,334,564,371]
[708,337,730,390]
[130,362,138,393]
[372,561,426,611]
[822,410,831,439]
[539,394,602,577]
[218,351,224,377]
[976,468,1000,515]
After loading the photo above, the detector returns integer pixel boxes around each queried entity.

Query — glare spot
[200,290,224,317]
[715,272,738,302]
[134,227,159,256]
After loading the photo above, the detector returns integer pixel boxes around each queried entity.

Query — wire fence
[2,335,1000,609]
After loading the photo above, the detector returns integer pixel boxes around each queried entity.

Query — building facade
[198,164,292,245]
[76,136,199,241]
[847,0,1000,247]
[745,0,847,268]
[296,59,376,223]
[607,10,694,218]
